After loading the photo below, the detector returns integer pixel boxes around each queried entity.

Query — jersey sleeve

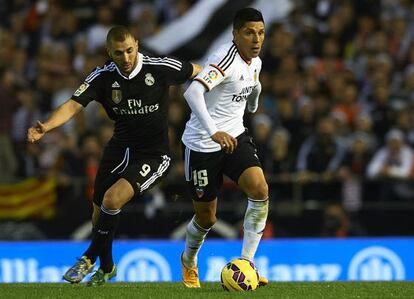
[194,46,236,91]
[161,57,194,85]
[72,67,105,106]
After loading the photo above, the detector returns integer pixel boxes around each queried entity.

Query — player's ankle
[182,253,196,268]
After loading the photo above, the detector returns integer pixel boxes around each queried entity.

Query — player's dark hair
[106,26,135,45]
[233,8,264,30]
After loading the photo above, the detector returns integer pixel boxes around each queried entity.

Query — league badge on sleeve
[73,82,90,97]
[203,70,219,84]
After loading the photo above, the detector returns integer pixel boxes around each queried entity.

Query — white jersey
[182,42,262,152]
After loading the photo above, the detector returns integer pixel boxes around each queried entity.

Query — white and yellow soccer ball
[220,258,259,291]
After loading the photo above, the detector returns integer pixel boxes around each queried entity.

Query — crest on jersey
[74,82,89,97]
[195,187,204,198]
[254,69,257,81]
[112,89,122,104]
[145,73,155,86]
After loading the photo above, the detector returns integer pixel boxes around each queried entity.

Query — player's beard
[121,56,137,75]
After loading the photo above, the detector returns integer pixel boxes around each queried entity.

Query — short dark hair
[106,26,135,46]
[233,7,264,30]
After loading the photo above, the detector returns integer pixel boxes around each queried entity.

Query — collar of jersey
[115,52,143,80]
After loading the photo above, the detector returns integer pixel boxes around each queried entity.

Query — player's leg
[182,199,217,267]
[92,203,100,226]
[181,145,222,288]
[181,199,217,288]
[85,178,134,286]
[63,204,102,283]
[63,178,134,284]
[238,166,268,262]
[91,202,116,284]
[88,154,171,285]
[239,167,269,287]
[224,133,269,286]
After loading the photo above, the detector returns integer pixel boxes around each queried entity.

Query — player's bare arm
[27,99,83,143]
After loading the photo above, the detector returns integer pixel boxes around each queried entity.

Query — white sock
[183,216,210,267]
[241,199,268,261]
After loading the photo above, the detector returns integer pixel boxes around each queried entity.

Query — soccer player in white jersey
[180,8,269,288]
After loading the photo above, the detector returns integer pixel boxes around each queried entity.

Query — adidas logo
[112,81,120,88]
[240,75,244,81]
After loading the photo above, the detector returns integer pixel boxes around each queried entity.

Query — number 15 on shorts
[193,169,208,186]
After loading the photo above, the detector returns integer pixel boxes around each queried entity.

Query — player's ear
[232,29,238,40]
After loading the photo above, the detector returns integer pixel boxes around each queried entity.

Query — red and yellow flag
[0,177,56,219]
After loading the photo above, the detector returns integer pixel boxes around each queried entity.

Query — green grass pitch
[1,282,413,299]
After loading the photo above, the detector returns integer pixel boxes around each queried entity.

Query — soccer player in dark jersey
[27,26,201,286]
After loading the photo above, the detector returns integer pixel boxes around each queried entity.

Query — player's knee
[248,181,268,201]
[196,213,217,229]
[102,190,123,210]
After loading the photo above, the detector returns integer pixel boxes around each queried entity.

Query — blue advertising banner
[0,238,412,282]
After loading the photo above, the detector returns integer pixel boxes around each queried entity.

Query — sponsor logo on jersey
[112,99,159,115]
[73,82,89,97]
[145,73,155,86]
[112,81,120,88]
[231,85,256,103]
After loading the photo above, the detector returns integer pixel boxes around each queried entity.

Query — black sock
[83,205,120,265]
[99,238,115,273]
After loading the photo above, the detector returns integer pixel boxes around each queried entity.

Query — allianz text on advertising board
[0,239,411,282]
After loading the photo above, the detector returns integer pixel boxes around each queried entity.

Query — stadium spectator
[338,132,375,212]
[366,128,414,201]
[0,67,18,183]
[264,127,296,202]
[296,116,346,203]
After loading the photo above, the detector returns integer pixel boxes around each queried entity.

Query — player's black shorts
[182,131,262,202]
[93,146,171,206]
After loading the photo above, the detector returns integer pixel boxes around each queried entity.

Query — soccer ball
[220,258,259,291]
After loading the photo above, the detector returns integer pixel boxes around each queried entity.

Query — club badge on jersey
[145,73,155,86]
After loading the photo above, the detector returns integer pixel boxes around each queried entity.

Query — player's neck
[233,41,252,65]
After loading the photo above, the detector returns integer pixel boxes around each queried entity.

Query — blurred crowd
[2,0,414,238]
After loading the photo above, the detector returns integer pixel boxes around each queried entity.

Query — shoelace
[73,258,89,272]
[186,268,198,279]
[90,270,104,280]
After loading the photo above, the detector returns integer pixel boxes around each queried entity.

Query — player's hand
[211,131,237,154]
[27,121,47,143]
